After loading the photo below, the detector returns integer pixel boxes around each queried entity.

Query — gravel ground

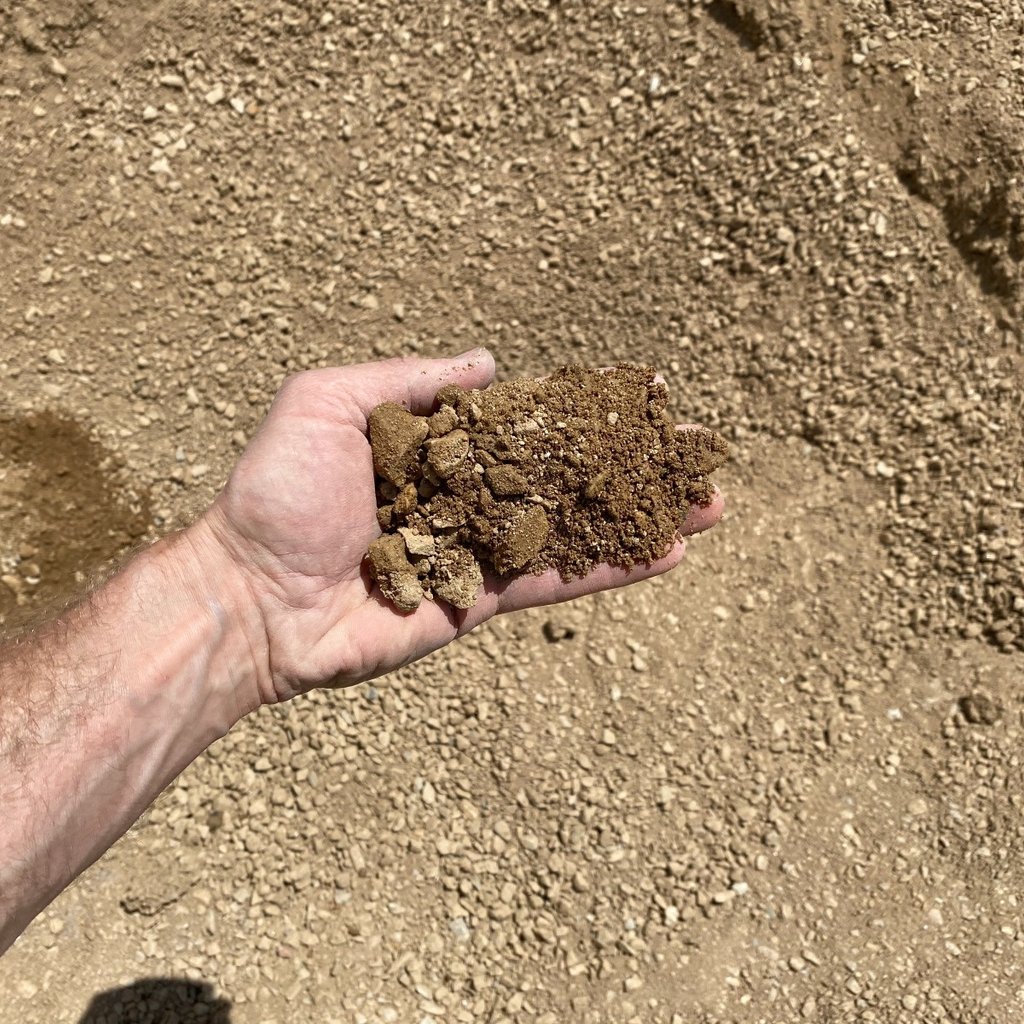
[1,1,1022,1021]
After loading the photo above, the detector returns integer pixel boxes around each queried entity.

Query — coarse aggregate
[0,1,1022,1022]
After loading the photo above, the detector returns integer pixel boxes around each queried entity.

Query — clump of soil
[366,366,728,611]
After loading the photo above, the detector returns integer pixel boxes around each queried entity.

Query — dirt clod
[425,428,471,480]
[368,403,430,486]
[492,505,551,575]
[365,366,727,610]
[485,464,530,497]
[959,693,1001,726]
[398,526,436,558]
[428,405,459,437]
[431,545,485,610]
[367,533,423,611]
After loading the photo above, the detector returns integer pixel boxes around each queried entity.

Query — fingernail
[456,346,489,361]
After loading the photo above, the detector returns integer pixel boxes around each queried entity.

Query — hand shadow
[77,978,232,1024]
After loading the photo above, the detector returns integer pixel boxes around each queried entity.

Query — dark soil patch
[0,412,152,627]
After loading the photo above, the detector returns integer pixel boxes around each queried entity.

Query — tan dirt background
[1,0,1023,1021]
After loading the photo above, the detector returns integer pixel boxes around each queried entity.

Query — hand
[193,350,724,704]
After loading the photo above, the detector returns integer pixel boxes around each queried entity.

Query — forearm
[0,521,268,952]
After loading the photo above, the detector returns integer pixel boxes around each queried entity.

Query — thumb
[339,348,496,416]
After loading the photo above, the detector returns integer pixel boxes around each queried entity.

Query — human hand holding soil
[199,349,725,705]
[0,347,724,953]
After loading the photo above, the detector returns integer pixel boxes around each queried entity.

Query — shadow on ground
[77,979,231,1024]
[0,411,151,628]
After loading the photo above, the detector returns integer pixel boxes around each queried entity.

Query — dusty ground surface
[1,0,1022,1021]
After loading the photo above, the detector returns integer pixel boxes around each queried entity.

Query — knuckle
[277,370,320,403]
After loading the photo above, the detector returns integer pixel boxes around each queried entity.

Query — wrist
[171,513,275,715]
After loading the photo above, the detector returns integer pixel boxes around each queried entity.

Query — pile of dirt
[4,0,1024,1021]
[367,366,728,610]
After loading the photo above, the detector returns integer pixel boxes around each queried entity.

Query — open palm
[201,350,723,702]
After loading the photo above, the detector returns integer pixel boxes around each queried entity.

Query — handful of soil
[366,365,728,611]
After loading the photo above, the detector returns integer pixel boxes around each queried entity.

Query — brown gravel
[1,1,1023,1023]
